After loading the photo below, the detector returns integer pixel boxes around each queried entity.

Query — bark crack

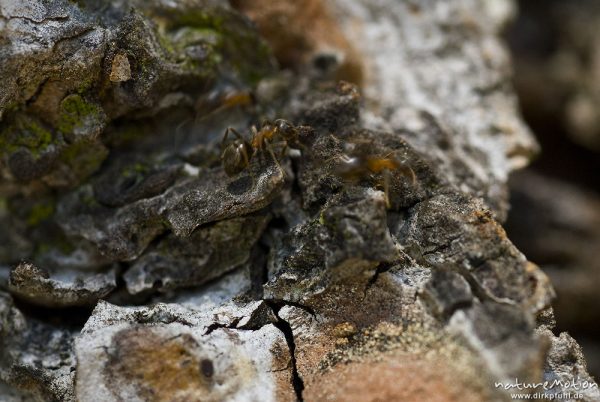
[264,298,317,319]
[265,300,305,402]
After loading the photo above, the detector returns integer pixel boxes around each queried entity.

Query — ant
[334,145,416,208]
[220,119,300,177]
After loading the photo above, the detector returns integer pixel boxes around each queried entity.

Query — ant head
[274,119,297,140]
[260,119,274,129]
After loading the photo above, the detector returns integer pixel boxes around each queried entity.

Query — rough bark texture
[1,0,598,401]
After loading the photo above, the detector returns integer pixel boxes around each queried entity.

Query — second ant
[334,144,416,208]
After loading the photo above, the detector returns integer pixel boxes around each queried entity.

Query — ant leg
[293,140,306,152]
[231,127,253,151]
[222,127,252,153]
[269,141,288,158]
[382,169,391,209]
[221,127,232,150]
[280,143,288,159]
[194,104,223,126]
[399,165,416,184]
[229,127,245,141]
[194,91,253,126]
[222,127,246,146]
[242,147,257,187]
[382,150,416,184]
[264,138,284,174]
[251,126,260,150]
[241,145,251,168]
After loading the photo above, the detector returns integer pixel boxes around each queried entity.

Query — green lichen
[156,25,222,75]
[27,202,55,226]
[153,8,274,85]
[77,77,97,94]
[0,115,56,158]
[176,27,221,47]
[57,94,103,135]
[23,122,52,149]
[156,9,224,32]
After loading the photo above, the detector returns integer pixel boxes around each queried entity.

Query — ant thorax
[251,125,277,149]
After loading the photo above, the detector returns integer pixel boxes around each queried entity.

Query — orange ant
[220,119,300,177]
[334,147,416,208]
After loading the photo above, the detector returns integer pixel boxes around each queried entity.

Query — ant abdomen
[221,128,253,177]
